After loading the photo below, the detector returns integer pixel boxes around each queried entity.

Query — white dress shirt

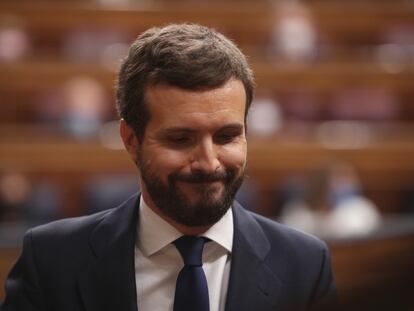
[135,197,233,311]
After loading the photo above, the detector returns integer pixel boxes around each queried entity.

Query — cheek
[142,148,189,174]
[219,143,247,170]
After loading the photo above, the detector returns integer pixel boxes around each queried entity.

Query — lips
[168,169,235,184]
[174,179,225,198]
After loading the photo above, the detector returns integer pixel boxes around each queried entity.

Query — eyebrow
[160,123,244,135]
[219,124,244,131]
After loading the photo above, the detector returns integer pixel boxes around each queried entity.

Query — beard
[137,155,245,227]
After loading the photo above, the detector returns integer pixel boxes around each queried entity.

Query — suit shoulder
[31,208,111,238]
[249,211,328,253]
[25,208,120,255]
[30,193,139,239]
[245,210,333,290]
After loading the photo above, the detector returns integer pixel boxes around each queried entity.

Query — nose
[190,138,221,174]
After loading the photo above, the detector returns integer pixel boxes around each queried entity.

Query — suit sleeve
[2,230,44,311]
[308,243,340,311]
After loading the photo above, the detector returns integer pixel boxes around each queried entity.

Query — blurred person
[0,172,31,223]
[281,90,322,122]
[35,76,110,139]
[0,22,30,62]
[63,28,129,66]
[269,2,318,62]
[83,174,139,214]
[247,93,283,137]
[24,182,62,227]
[3,24,338,311]
[329,88,400,122]
[0,172,61,226]
[281,162,381,239]
[376,25,414,73]
[60,76,109,139]
[34,88,66,125]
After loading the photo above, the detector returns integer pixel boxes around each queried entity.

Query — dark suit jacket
[2,194,337,311]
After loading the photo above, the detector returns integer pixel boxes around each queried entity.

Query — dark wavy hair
[116,23,255,141]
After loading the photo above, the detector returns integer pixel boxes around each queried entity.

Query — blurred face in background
[121,78,247,229]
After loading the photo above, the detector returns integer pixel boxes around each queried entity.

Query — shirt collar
[137,196,234,257]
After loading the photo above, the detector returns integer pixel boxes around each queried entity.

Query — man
[2,24,337,311]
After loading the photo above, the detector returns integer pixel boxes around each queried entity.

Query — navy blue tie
[173,236,210,311]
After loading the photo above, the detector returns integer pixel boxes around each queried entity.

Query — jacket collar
[77,193,139,311]
[225,202,283,311]
[77,194,282,311]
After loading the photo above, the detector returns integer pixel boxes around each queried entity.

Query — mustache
[169,170,235,184]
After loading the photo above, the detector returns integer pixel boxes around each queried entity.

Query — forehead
[144,79,246,129]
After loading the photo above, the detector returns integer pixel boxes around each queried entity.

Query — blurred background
[0,0,414,310]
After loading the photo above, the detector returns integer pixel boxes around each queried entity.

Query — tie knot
[174,236,207,266]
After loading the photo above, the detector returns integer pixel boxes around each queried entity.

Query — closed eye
[162,130,196,148]
[214,126,243,144]
[168,136,193,146]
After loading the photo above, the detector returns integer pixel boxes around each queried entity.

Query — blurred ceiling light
[317,121,372,149]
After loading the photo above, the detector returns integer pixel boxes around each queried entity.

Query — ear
[119,119,139,163]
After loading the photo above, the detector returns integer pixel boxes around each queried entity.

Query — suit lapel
[225,202,283,311]
[77,194,139,311]
[75,196,283,311]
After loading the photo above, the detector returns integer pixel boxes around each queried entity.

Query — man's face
[136,78,247,227]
